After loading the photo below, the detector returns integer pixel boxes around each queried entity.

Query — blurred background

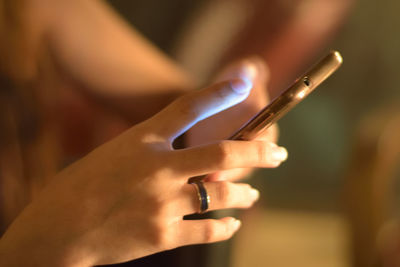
[105,0,400,266]
[1,0,399,266]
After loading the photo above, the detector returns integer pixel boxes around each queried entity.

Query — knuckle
[204,222,218,243]
[144,194,177,248]
[147,216,178,249]
[147,195,164,212]
[150,196,174,219]
[256,142,267,164]
[216,182,231,206]
[149,220,172,248]
[144,195,171,222]
[213,142,233,168]
[175,95,199,121]
[214,82,230,100]
[152,166,175,183]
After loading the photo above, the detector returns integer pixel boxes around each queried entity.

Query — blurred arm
[35,0,192,121]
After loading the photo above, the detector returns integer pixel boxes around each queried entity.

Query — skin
[24,0,279,178]
[0,76,287,266]
[189,57,279,181]
[18,0,278,157]
[0,0,286,265]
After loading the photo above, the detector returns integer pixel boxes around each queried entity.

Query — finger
[205,168,253,182]
[240,57,270,110]
[150,77,253,141]
[254,123,279,143]
[215,56,269,87]
[176,181,259,215]
[177,217,241,245]
[173,140,288,177]
[215,58,258,83]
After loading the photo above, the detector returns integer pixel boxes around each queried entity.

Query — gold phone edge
[229,50,343,141]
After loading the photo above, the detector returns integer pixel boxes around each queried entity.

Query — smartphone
[229,50,343,141]
[187,51,342,185]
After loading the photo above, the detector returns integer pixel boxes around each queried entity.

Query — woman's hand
[0,67,288,266]
[187,58,285,182]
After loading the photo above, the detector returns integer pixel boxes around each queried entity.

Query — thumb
[214,57,263,84]
[149,65,255,140]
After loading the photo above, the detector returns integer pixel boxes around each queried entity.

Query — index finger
[148,78,253,141]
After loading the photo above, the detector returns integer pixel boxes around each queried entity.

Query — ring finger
[175,181,260,216]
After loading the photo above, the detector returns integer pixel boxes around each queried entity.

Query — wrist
[0,227,95,267]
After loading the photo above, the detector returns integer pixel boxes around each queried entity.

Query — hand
[187,58,286,182]
[0,74,288,266]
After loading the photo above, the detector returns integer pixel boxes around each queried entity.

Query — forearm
[40,0,193,121]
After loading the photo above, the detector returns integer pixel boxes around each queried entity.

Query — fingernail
[271,146,288,162]
[233,219,242,231]
[230,78,252,94]
[250,188,260,201]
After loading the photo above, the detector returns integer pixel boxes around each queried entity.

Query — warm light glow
[296,90,307,99]
[333,51,343,64]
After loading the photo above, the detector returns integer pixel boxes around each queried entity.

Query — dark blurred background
[107,0,400,266]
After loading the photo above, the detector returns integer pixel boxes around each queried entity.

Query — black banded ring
[190,181,210,213]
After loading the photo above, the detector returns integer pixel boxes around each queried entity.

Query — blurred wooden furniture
[344,106,400,267]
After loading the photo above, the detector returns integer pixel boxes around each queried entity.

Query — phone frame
[229,50,343,141]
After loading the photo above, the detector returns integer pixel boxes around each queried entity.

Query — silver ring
[190,181,210,213]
